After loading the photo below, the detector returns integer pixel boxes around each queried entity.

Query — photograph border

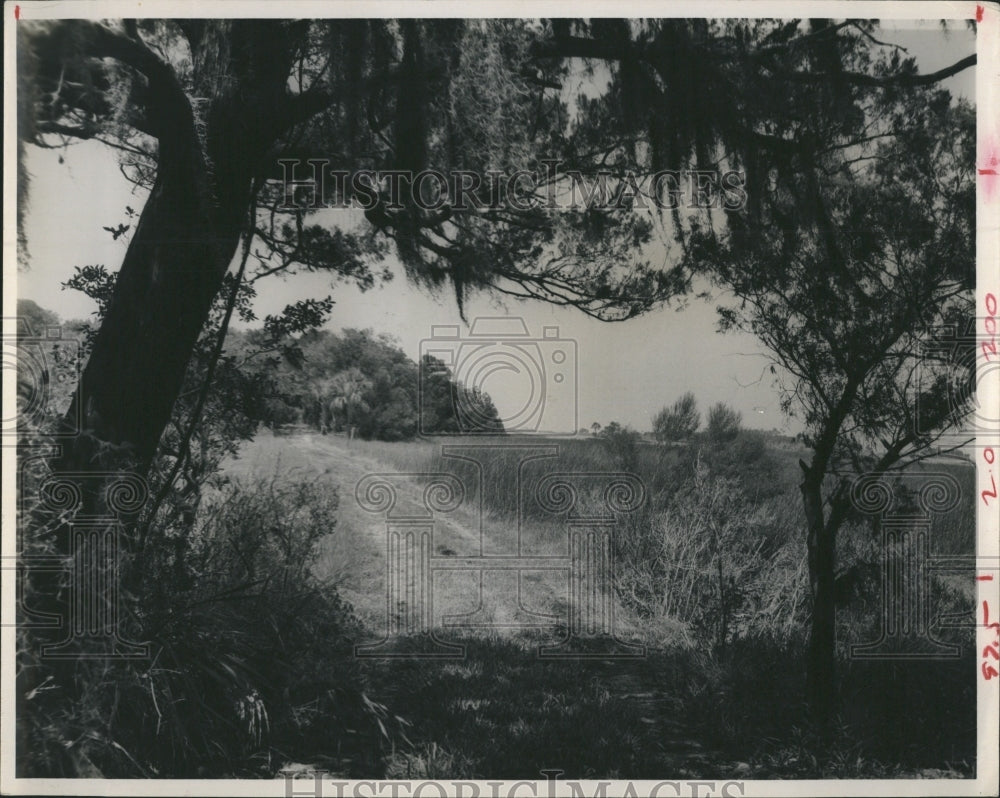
[3,2,997,796]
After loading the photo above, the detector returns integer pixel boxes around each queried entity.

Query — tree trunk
[46,20,296,514]
[801,472,837,724]
[53,124,248,522]
[20,16,316,692]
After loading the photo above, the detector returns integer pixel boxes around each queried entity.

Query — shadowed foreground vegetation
[368,636,975,779]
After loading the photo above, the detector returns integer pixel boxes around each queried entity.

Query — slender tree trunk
[801,472,837,724]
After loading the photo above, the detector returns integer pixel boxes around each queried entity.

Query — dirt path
[223,432,580,644]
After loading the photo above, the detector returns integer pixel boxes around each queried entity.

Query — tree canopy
[688,72,975,719]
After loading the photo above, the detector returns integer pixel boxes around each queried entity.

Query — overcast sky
[14,20,976,434]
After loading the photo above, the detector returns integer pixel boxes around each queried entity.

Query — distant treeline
[228,326,505,440]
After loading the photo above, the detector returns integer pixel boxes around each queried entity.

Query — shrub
[706,402,742,442]
[18,476,399,777]
[653,392,700,442]
[614,455,807,649]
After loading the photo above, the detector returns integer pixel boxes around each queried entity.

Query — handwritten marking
[977,5,984,22]
[983,602,1000,679]
[14,5,19,20]
[984,296,998,362]
[978,575,995,581]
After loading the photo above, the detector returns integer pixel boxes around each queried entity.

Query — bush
[613,455,807,649]
[18,476,400,778]
[706,402,742,441]
[653,392,700,442]
[598,422,642,470]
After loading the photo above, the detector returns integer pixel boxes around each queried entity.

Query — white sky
[14,21,976,435]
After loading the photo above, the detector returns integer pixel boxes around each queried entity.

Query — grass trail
[221,431,591,644]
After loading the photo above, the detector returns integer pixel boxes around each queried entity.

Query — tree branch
[775,53,976,88]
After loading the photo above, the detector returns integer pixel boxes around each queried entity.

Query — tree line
[232,326,505,439]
